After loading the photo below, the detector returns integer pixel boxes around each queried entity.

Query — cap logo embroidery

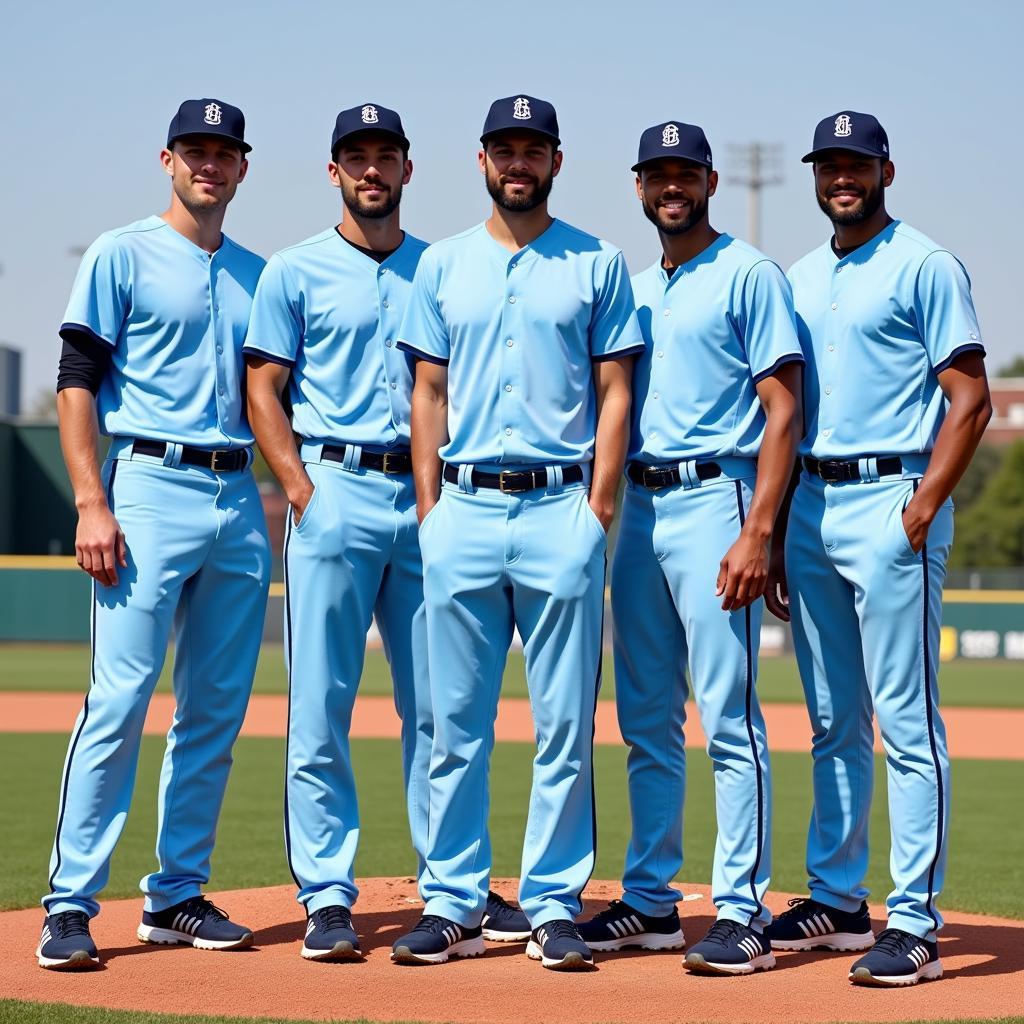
[361,105,379,124]
[662,124,680,147]
[513,97,532,120]
[204,103,222,126]
[834,114,852,137]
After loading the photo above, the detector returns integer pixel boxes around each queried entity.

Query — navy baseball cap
[331,103,409,158]
[632,121,712,172]
[167,98,250,154]
[481,95,560,147]
[802,111,890,163]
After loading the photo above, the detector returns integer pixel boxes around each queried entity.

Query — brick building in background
[988,378,1024,444]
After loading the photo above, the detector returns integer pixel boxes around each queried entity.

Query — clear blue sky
[3,0,1021,405]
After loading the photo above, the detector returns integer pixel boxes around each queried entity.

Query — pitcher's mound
[3,878,1021,1023]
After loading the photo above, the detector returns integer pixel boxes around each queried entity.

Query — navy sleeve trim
[397,341,449,366]
[752,351,805,384]
[59,322,116,350]
[934,342,986,375]
[243,347,295,368]
[592,343,646,363]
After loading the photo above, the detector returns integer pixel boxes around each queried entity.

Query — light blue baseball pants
[786,465,953,941]
[283,445,431,913]
[417,470,606,929]
[44,443,270,917]
[611,461,772,928]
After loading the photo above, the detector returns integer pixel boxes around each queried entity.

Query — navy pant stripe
[734,480,766,922]
[916,479,945,932]
[281,512,302,890]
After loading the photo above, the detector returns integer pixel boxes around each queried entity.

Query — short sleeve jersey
[787,220,985,459]
[60,215,265,448]
[629,234,803,463]
[243,230,427,447]
[397,219,644,466]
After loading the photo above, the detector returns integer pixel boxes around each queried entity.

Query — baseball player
[244,102,529,961]
[763,111,991,986]
[37,99,270,970]
[390,94,643,971]
[577,122,803,975]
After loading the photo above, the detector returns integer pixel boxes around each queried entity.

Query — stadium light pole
[726,143,783,250]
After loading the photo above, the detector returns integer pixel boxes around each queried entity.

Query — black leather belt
[321,444,411,475]
[132,439,248,472]
[627,461,722,490]
[802,455,903,483]
[443,463,584,494]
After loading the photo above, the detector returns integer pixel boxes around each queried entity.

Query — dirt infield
[1,692,1020,760]
[2,878,1021,1023]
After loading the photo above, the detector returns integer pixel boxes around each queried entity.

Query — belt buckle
[498,471,529,494]
[381,453,401,474]
[210,450,231,473]
[819,459,845,483]
[641,466,667,491]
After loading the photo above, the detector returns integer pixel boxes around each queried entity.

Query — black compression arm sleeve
[56,331,112,395]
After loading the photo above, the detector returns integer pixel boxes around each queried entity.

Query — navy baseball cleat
[301,904,362,961]
[482,890,531,942]
[577,899,685,951]
[137,896,253,950]
[391,915,485,965]
[765,896,874,951]
[36,911,99,970]
[849,928,943,986]
[526,920,595,971]
[684,920,776,975]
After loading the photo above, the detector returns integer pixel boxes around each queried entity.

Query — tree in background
[949,440,1024,568]
[996,355,1024,377]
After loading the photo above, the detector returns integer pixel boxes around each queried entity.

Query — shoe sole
[137,924,253,951]
[684,951,776,975]
[525,940,596,971]
[585,930,685,952]
[36,948,100,971]
[770,931,875,952]
[482,928,531,942]
[391,936,486,965]
[301,940,363,962]
[849,961,943,987]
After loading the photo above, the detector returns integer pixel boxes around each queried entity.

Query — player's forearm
[745,398,800,541]
[910,386,992,522]
[246,382,310,505]
[57,387,106,510]
[410,375,447,518]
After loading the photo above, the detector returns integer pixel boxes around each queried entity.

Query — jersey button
[822,428,832,437]
[508,296,516,304]
[505,427,513,436]
[657,351,664,358]
[505,385,512,392]
[828,344,835,352]
[380,267,389,274]
[663,309,671,317]
[382,299,391,308]
[836,266,843,273]
[216,345,223,354]
[831,303,838,310]
[385,339,393,347]
[825,386,832,395]
[390,382,397,390]
[506,339,514,347]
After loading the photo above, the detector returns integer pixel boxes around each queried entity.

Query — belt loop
[164,442,183,468]
[310,441,325,465]
[679,458,698,490]
[341,443,362,473]
[546,464,563,494]
[858,456,878,483]
[457,463,474,493]
[243,446,255,471]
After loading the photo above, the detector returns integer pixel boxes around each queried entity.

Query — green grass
[3,733,1022,919]
[1,1010,1020,1024]
[1,644,1021,708]
[0,1003,424,1024]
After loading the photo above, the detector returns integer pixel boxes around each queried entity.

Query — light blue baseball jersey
[398,219,644,466]
[788,220,985,459]
[243,230,428,447]
[629,234,803,463]
[60,215,265,448]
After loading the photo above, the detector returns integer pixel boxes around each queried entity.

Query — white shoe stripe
[609,920,624,938]
[629,916,643,934]
[306,919,315,935]
[191,916,202,935]
[172,913,183,931]
[797,920,811,937]
[820,913,834,933]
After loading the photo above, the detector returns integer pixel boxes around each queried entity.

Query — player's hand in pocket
[289,478,316,527]
[716,530,769,611]
[764,542,790,622]
[76,500,127,587]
